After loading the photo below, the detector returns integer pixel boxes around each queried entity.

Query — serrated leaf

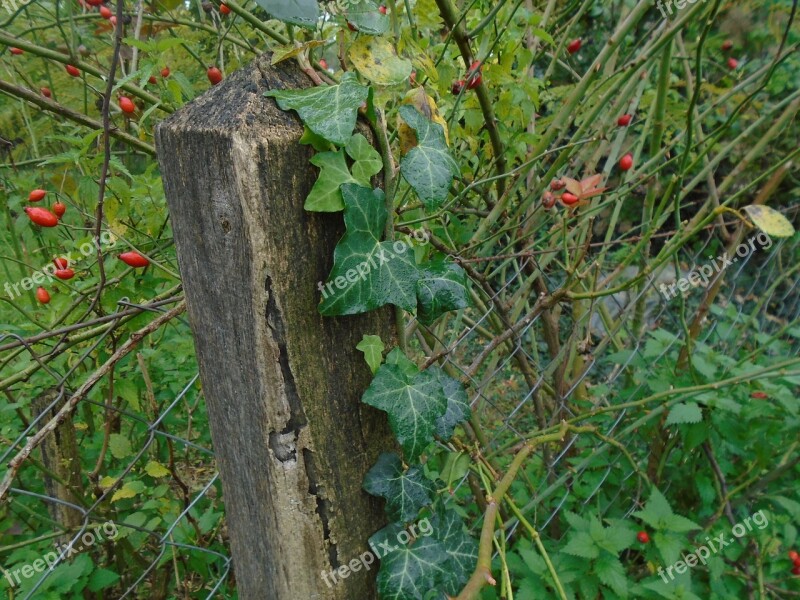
[319,185,420,314]
[254,0,319,28]
[345,0,390,34]
[562,532,599,558]
[144,460,170,478]
[363,453,435,521]
[264,72,369,145]
[349,36,412,86]
[305,150,359,211]
[429,507,478,594]
[416,259,470,325]
[743,205,795,238]
[362,358,448,461]
[430,366,470,440]
[111,480,145,502]
[595,554,628,598]
[87,568,120,592]
[666,402,703,425]
[346,133,383,182]
[357,334,385,373]
[109,433,132,459]
[634,488,701,533]
[376,535,449,600]
[398,105,459,209]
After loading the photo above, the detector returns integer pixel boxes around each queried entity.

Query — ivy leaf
[270,39,327,65]
[346,133,383,182]
[264,72,368,145]
[349,36,413,86]
[345,0,390,34]
[254,0,319,28]
[357,334,385,373]
[376,535,450,600]
[362,453,435,521]
[362,355,448,461]
[430,366,470,440]
[305,150,359,212]
[416,259,470,325]
[429,507,478,594]
[299,124,333,152]
[319,184,420,315]
[666,402,703,425]
[398,105,459,210]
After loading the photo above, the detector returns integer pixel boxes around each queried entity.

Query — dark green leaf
[429,507,478,594]
[345,0,390,34]
[376,535,449,600]
[430,366,470,440]
[416,259,470,325]
[254,0,319,28]
[363,453,435,521]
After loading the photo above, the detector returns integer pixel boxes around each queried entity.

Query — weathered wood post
[155,55,394,600]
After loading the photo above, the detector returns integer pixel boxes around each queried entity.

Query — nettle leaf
[357,334,385,374]
[254,0,319,28]
[430,367,470,440]
[634,488,701,533]
[416,259,470,325]
[363,453,435,521]
[666,402,703,425]
[362,357,448,461]
[429,507,478,594]
[376,535,450,600]
[346,133,383,181]
[561,531,600,559]
[398,105,459,209]
[305,150,359,212]
[349,36,413,86]
[345,0,390,34]
[595,554,628,598]
[319,185,420,314]
[264,72,368,145]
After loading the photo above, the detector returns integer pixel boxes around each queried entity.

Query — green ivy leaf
[254,0,319,28]
[299,124,332,152]
[362,453,435,521]
[319,184,420,315]
[345,0,390,34]
[430,366,470,440]
[264,72,369,145]
[666,402,703,425]
[305,150,359,212]
[362,358,448,461]
[429,507,478,594]
[416,259,470,325]
[357,334,385,373]
[376,535,450,600]
[346,133,383,182]
[398,105,459,209]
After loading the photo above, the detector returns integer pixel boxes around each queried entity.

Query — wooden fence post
[155,55,395,600]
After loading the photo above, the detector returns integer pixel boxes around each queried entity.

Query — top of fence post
[155,54,395,600]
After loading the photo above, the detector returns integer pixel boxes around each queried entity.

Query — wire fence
[1,223,798,598]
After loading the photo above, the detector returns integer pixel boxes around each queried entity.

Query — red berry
[619,153,634,171]
[109,15,117,25]
[466,60,482,89]
[161,66,170,78]
[207,66,223,85]
[378,4,387,14]
[28,189,46,202]
[65,64,81,77]
[793,565,800,576]
[119,251,150,268]
[567,39,581,55]
[119,96,135,114]
[55,268,75,280]
[319,58,328,70]
[99,5,112,18]
[53,202,67,218]
[451,79,465,95]
[790,550,799,561]
[617,114,632,127]
[727,57,739,69]
[148,75,157,85]
[637,531,650,544]
[794,556,800,568]
[10,47,23,55]
[220,3,231,14]
[561,192,579,206]
[750,391,768,399]
[41,87,52,98]
[24,207,59,227]
[550,179,566,191]
[53,257,69,269]
[542,192,556,209]
[721,39,733,51]
[86,0,103,6]
[36,287,51,304]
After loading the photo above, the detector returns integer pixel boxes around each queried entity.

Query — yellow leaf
[99,476,118,489]
[111,482,138,502]
[398,87,449,155]
[742,205,796,238]
[271,40,327,66]
[348,36,412,86]
[144,461,170,478]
